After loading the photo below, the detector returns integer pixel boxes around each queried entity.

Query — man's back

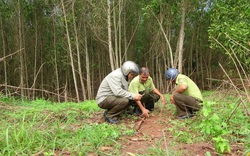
[176,74,203,101]
[96,68,133,104]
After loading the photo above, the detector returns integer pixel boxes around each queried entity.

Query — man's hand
[170,94,175,104]
[141,108,150,118]
[161,96,166,105]
[134,94,143,101]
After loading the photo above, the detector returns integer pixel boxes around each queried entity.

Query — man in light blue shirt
[96,61,143,124]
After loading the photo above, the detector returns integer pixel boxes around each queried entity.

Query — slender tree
[177,0,186,73]
[72,1,87,100]
[61,0,79,102]
[107,0,115,70]
[17,0,25,98]
[0,14,7,95]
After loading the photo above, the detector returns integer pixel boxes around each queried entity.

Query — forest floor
[91,105,245,156]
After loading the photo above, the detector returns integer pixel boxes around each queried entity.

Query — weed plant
[0,95,123,155]
[0,91,249,155]
[165,90,249,154]
[146,144,184,156]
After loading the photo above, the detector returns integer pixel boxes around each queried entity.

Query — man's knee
[154,94,160,101]
[118,98,130,108]
[105,96,130,108]
[173,92,182,101]
[123,98,129,103]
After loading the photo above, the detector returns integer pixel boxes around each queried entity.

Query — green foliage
[197,101,231,153]
[173,130,193,144]
[168,120,197,144]
[243,149,250,156]
[205,151,212,156]
[0,98,120,155]
[27,98,101,113]
[146,145,183,156]
[1,92,249,155]
[82,123,120,147]
[212,136,231,153]
[165,111,239,155]
[0,94,18,104]
[199,102,230,137]
[208,0,250,66]
[194,99,250,154]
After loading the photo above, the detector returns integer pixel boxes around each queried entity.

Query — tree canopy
[208,0,250,66]
[0,0,249,101]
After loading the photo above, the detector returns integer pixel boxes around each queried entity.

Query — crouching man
[129,67,166,117]
[165,68,203,119]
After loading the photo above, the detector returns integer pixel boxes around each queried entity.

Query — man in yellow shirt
[165,68,203,119]
[129,67,166,117]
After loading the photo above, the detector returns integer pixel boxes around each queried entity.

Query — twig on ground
[226,99,241,123]
[219,63,250,117]
[162,129,169,155]
[32,149,45,156]
[135,117,146,131]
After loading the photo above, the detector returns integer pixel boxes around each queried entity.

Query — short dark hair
[139,67,149,75]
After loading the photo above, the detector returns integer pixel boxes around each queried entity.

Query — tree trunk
[31,11,38,100]
[107,0,115,70]
[208,49,212,89]
[118,0,123,65]
[52,15,60,102]
[83,10,92,99]
[153,11,174,68]
[113,1,119,68]
[18,0,25,98]
[123,6,127,61]
[72,1,87,101]
[0,14,8,95]
[61,0,79,102]
[177,0,186,73]
[195,27,200,83]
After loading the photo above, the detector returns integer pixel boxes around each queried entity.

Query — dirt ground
[94,106,245,156]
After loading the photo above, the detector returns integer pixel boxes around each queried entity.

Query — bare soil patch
[93,106,245,156]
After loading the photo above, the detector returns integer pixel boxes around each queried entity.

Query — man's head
[121,60,139,79]
[165,68,179,82]
[139,67,150,83]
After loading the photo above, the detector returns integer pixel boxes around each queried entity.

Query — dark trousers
[134,91,160,111]
[98,96,132,119]
[173,93,202,116]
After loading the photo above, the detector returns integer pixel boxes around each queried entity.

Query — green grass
[160,90,250,155]
[0,91,249,155]
[0,96,123,155]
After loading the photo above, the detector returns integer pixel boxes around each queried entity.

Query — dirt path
[119,109,216,156]
[95,107,244,156]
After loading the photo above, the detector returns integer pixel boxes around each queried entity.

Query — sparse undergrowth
[170,90,250,155]
[0,97,121,155]
[0,91,249,156]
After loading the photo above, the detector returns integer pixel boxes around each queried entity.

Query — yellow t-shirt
[128,75,155,93]
[176,74,203,101]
